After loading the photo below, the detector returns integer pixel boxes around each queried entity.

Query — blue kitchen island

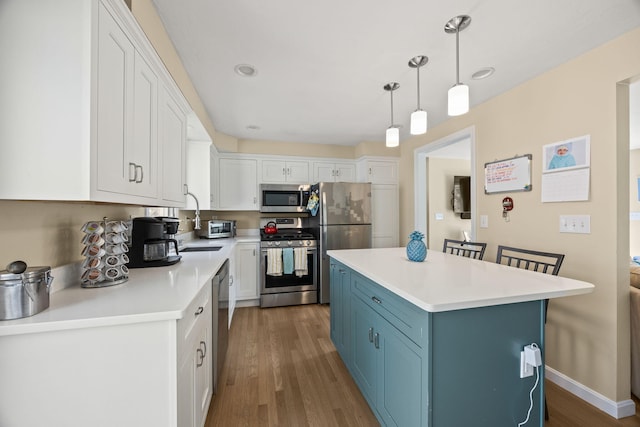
[328,247,594,427]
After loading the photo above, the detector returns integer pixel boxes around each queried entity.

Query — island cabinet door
[350,295,378,406]
[376,318,427,427]
[330,261,351,361]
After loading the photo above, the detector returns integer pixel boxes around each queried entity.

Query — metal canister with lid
[0,261,53,320]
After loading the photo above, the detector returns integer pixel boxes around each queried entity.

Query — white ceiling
[152,0,640,147]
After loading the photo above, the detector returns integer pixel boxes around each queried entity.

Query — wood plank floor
[205,305,640,427]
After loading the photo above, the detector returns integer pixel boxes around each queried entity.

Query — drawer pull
[368,327,374,343]
[194,306,204,316]
[374,332,380,349]
[372,296,382,304]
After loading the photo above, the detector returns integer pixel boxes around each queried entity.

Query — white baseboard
[546,366,636,419]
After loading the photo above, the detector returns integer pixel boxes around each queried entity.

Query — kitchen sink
[180,246,223,252]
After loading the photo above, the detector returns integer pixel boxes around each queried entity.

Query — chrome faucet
[184,185,201,230]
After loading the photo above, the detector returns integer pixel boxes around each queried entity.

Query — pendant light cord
[390,89,394,125]
[416,66,421,110]
[455,28,460,85]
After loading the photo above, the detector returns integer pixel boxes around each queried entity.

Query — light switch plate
[559,215,591,234]
[435,213,444,221]
[480,215,489,228]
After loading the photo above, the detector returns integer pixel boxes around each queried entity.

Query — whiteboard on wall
[484,154,532,194]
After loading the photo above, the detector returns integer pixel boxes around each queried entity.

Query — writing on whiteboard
[484,155,532,194]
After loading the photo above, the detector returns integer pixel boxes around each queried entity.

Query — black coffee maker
[128,217,181,268]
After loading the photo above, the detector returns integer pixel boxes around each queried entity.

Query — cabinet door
[261,160,287,183]
[366,161,398,184]
[130,51,158,198]
[209,151,219,209]
[194,320,213,427]
[350,295,378,406]
[159,85,186,205]
[235,242,259,300]
[376,319,425,427]
[218,158,258,210]
[371,184,399,248]
[313,162,336,182]
[186,140,211,210]
[286,160,309,183]
[330,262,351,361]
[229,270,236,328]
[95,3,135,195]
[335,163,356,181]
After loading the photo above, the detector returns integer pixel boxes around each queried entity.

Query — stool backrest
[495,245,564,276]
[443,239,487,260]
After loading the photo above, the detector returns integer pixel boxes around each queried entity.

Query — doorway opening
[414,126,476,249]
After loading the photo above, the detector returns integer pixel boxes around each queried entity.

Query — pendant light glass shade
[447,83,469,116]
[386,126,399,147]
[383,82,400,148]
[410,110,427,134]
[408,55,429,135]
[445,15,471,117]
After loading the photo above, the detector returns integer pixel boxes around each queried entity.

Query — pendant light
[408,56,428,135]
[445,15,471,116]
[384,82,400,147]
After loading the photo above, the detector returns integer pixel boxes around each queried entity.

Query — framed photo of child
[542,135,590,173]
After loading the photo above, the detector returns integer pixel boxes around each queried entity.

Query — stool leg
[545,395,549,420]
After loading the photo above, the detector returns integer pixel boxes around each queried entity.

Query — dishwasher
[212,259,229,394]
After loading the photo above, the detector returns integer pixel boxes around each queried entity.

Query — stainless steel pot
[0,264,53,320]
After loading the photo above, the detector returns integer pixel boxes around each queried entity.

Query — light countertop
[328,247,594,313]
[0,237,250,337]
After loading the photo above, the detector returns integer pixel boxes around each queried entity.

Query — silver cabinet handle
[200,340,207,357]
[253,196,257,204]
[336,169,340,176]
[230,275,234,285]
[253,248,256,256]
[372,296,382,304]
[128,162,137,182]
[282,167,286,175]
[287,167,291,175]
[195,306,204,316]
[135,165,143,183]
[183,184,188,195]
[196,348,204,367]
[368,327,374,343]
[374,332,380,349]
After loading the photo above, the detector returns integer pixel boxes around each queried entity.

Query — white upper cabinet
[159,84,187,205]
[218,158,258,210]
[261,160,309,183]
[357,158,399,184]
[0,0,188,206]
[312,161,356,182]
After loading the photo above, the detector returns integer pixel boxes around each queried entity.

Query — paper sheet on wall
[541,168,590,202]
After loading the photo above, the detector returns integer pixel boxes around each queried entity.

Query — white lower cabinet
[177,284,213,427]
[235,241,260,302]
[0,284,213,427]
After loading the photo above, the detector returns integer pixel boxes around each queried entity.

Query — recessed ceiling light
[472,67,495,80]
[246,125,260,130]
[234,64,257,77]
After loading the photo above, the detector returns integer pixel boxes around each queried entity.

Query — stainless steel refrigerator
[308,182,372,304]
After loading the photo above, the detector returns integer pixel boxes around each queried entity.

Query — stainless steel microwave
[259,184,310,213]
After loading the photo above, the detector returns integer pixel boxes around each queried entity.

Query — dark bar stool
[442,239,487,260]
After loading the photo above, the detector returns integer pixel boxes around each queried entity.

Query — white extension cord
[517,343,542,426]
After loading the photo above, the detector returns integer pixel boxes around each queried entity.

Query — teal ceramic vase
[406,231,427,262]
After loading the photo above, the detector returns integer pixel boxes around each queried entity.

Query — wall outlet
[520,351,534,378]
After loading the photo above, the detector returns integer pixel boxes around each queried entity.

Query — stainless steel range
[259,218,317,308]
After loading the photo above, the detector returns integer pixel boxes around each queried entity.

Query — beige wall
[631,149,640,256]
[397,28,640,402]
[426,158,471,249]
[0,201,144,268]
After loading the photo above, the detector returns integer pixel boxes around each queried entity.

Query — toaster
[199,220,237,239]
